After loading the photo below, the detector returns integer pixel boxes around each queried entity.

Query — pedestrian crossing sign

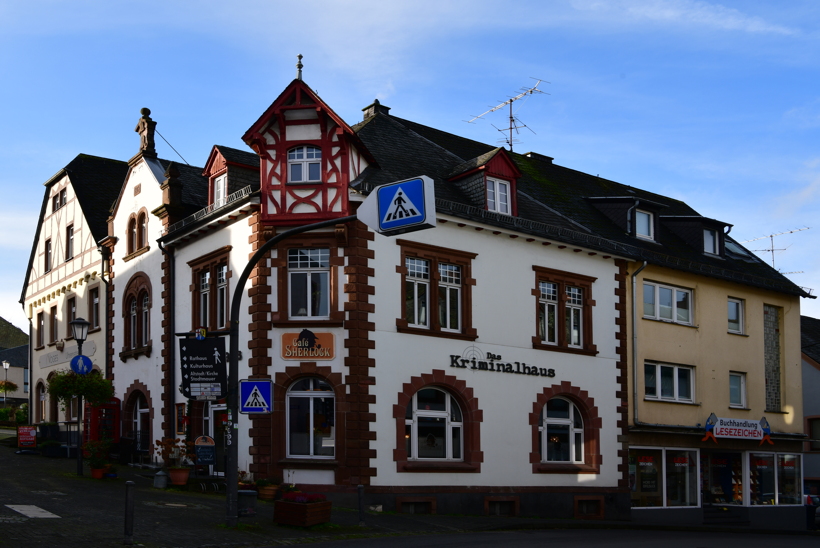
[239,380,273,414]
[357,175,436,237]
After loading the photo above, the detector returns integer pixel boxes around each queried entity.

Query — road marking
[6,505,60,518]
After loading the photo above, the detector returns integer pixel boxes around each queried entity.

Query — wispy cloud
[784,98,820,129]
[570,0,796,35]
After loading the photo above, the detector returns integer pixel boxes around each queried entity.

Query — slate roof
[60,154,129,241]
[0,344,28,369]
[802,316,820,364]
[156,159,209,217]
[352,112,808,298]
[214,145,260,168]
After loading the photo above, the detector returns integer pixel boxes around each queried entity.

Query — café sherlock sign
[450,346,556,379]
[281,329,334,360]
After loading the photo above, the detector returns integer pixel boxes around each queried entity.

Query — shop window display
[749,453,775,505]
[630,448,698,508]
[665,450,698,507]
[629,448,663,507]
[777,454,801,505]
[700,451,743,505]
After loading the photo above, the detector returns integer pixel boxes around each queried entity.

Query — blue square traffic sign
[239,380,273,414]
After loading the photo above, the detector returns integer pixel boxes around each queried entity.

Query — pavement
[0,429,818,548]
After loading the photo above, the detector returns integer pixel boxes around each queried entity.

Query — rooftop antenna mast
[466,79,548,152]
[741,227,811,270]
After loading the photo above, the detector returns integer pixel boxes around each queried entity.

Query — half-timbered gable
[242,79,374,226]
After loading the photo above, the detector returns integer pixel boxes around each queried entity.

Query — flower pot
[90,468,106,479]
[274,500,332,527]
[167,467,190,486]
[257,485,279,501]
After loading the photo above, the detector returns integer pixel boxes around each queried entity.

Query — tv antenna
[741,227,810,270]
[466,78,548,152]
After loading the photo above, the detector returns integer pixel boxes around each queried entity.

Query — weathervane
[466,79,548,152]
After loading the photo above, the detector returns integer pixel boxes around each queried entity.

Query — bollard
[358,484,365,527]
[124,480,135,545]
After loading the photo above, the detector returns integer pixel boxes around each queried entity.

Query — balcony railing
[165,185,253,235]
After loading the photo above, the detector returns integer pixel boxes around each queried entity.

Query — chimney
[362,99,391,121]
[524,151,553,164]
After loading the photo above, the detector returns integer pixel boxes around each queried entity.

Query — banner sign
[281,330,334,360]
[17,426,37,448]
[702,413,772,444]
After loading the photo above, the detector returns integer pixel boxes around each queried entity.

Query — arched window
[286,377,335,458]
[126,392,150,452]
[127,218,137,254]
[287,145,322,183]
[140,293,150,347]
[539,397,584,463]
[405,387,463,461]
[138,212,147,249]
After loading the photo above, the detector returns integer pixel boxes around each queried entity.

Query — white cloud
[784,98,820,129]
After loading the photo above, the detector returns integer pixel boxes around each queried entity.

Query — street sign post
[239,380,273,414]
[70,354,92,375]
[357,176,436,236]
[179,338,227,400]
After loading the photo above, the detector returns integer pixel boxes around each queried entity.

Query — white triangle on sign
[243,386,269,411]
[381,186,421,224]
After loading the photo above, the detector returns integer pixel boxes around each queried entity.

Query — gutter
[631,261,648,426]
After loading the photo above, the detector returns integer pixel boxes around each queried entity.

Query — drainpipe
[631,261,648,425]
[158,239,175,440]
[626,199,639,235]
[98,247,111,380]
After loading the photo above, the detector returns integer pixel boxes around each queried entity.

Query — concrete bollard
[358,484,365,527]
[124,480,135,545]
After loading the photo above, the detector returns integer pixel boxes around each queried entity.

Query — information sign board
[179,338,227,400]
[17,426,36,448]
[194,435,216,465]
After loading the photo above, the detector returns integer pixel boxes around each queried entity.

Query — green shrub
[15,403,28,424]
[0,408,10,421]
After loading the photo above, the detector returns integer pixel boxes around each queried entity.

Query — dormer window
[486,178,510,214]
[214,174,227,207]
[635,210,653,240]
[288,146,322,183]
[703,228,718,254]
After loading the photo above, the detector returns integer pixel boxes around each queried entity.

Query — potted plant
[256,477,282,501]
[273,492,332,526]
[154,437,195,485]
[84,438,111,479]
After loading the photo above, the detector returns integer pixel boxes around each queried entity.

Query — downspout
[158,239,175,440]
[98,247,111,380]
[626,199,639,235]
[631,261,648,425]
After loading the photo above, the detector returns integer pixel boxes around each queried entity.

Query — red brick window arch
[530,381,602,474]
[120,272,152,360]
[393,369,483,473]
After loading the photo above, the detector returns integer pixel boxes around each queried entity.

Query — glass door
[208,404,227,476]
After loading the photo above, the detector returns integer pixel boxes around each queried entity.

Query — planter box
[273,500,332,527]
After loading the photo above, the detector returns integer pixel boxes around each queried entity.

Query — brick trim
[614,259,629,488]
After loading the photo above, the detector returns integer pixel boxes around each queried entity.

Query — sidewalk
[0,433,817,547]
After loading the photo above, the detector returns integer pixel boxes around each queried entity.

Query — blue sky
[1,0,819,331]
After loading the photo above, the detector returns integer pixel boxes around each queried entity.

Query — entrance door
[700,451,743,505]
[208,404,227,476]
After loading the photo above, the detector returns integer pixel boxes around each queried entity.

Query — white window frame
[141,294,150,347]
[644,362,694,403]
[539,397,584,463]
[214,174,227,207]
[405,387,463,461]
[728,298,744,334]
[90,287,100,330]
[129,298,137,349]
[216,265,228,329]
[437,263,461,332]
[704,228,718,255]
[288,248,330,319]
[45,239,52,272]
[635,210,654,240]
[643,282,693,325]
[486,178,510,214]
[286,377,335,459]
[287,145,322,183]
[729,371,747,408]
[65,225,74,260]
[565,286,583,347]
[630,446,701,509]
[405,257,430,328]
[538,281,558,344]
[199,271,210,328]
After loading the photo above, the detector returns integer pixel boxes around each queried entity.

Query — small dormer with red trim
[447,147,521,216]
[201,145,261,208]
[242,73,374,226]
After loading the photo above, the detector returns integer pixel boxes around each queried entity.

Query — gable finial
[135,107,157,157]
[296,54,303,81]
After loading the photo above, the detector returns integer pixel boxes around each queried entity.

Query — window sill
[729,405,750,411]
[123,246,150,262]
[532,340,598,356]
[642,317,697,328]
[34,345,45,351]
[533,462,600,474]
[88,327,101,335]
[119,345,152,361]
[643,398,700,406]
[47,341,57,347]
[399,461,480,473]
[764,409,789,414]
[396,326,478,342]
[272,320,344,328]
[278,458,337,469]
[728,331,749,337]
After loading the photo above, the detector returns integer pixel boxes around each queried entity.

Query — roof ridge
[382,115,466,164]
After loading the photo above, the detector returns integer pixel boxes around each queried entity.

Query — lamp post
[70,317,91,476]
[2,360,9,408]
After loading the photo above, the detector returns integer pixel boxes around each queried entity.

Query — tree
[46,370,113,407]
[0,380,19,396]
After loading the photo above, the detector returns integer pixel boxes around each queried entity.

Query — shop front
[628,418,806,529]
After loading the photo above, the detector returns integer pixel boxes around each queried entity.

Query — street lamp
[70,317,90,476]
[2,360,9,409]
